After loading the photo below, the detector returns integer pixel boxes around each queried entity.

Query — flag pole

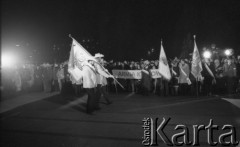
[193,35,199,97]
[69,34,73,39]
[93,60,125,90]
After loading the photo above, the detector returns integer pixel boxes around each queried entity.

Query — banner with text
[112,69,162,79]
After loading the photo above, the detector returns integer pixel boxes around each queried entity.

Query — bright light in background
[1,53,17,68]
[224,49,233,56]
[203,50,212,59]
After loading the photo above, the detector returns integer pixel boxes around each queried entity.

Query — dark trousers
[73,84,82,97]
[180,83,190,96]
[202,77,213,96]
[96,84,111,105]
[160,79,169,96]
[51,80,59,92]
[226,77,236,94]
[213,78,224,95]
[85,88,96,113]
[191,81,201,96]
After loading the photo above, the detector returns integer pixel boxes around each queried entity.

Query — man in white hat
[94,53,113,107]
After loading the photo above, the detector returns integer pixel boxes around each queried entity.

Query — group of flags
[158,35,202,81]
[68,35,203,83]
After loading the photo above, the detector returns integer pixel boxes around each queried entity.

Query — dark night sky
[1,0,240,62]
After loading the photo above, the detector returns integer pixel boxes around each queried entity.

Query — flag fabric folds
[68,38,95,69]
[158,41,171,80]
[68,38,96,81]
[191,36,202,79]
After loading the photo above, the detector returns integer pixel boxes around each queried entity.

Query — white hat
[94,53,104,58]
[86,56,97,61]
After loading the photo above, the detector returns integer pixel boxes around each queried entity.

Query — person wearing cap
[81,59,98,114]
[94,53,113,106]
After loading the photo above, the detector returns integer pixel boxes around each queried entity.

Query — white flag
[68,37,96,81]
[191,36,202,79]
[158,41,171,80]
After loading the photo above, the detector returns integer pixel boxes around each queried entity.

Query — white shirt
[82,62,97,88]
[94,63,110,85]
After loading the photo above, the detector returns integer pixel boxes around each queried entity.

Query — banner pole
[95,61,125,90]
[196,78,198,97]
[114,79,118,94]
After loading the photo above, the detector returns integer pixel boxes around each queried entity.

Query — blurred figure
[52,64,59,92]
[70,74,83,97]
[20,64,32,92]
[151,65,158,94]
[202,58,216,96]
[33,65,43,92]
[213,59,224,95]
[42,63,53,93]
[141,60,152,95]
[223,58,237,94]
[170,57,179,96]
[236,56,240,93]
[82,59,97,114]
[178,59,190,96]
[12,66,22,92]
[57,64,65,92]
[26,64,35,91]
[129,62,136,93]
[94,53,113,106]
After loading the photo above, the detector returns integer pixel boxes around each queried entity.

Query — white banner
[112,69,162,79]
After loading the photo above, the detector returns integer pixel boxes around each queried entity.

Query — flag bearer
[94,53,113,108]
[81,58,98,114]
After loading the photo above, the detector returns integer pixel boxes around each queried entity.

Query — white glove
[108,75,114,78]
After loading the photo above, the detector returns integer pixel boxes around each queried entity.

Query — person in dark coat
[141,61,152,95]
[223,58,237,94]
[33,65,43,92]
[201,59,216,96]
[52,64,59,92]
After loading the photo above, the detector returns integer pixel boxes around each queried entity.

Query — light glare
[224,49,232,56]
[203,51,212,59]
[1,53,16,67]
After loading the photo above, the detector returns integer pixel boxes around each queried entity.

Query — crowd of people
[2,53,240,99]
[106,55,240,96]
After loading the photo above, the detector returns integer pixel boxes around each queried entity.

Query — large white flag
[158,41,171,80]
[68,38,96,68]
[191,35,202,79]
[68,37,96,81]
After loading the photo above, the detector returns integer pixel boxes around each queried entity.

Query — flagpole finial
[161,39,163,45]
[193,35,196,40]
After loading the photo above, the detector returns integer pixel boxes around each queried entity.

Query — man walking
[81,58,98,114]
[94,53,113,108]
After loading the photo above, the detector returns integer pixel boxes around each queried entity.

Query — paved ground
[0,92,59,113]
[0,92,240,147]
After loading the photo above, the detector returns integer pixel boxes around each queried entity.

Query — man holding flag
[94,53,113,107]
[68,36,98,114]
[68,35,117,114]
[158,40,171,96]
[191,35,203,96]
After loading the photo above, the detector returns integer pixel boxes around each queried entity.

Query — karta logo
[142,117,239,146]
